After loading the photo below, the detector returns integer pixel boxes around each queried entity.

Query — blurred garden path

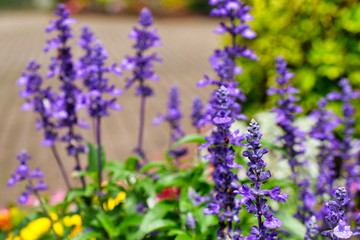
[0,11,217,205]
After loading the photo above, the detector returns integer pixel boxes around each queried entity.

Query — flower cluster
[122,7,162,97]
[7,150,48,204]
[78,26,123,118]
[326,78,360,194]
[321,186,353,239]
[17,61,58,146]
[198,0,258,124]
[304,216,319,240]
[267,56,305,175]
[239,119,288,239]
[190,96,206,131]
[153,85,187,160]
[267,56,315,223]
[310,98,340,196]
[45,4,86,157]
[202,86,244,239]
[121,7,162,160]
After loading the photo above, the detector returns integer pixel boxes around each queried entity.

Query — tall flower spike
[321,186,353,239]
[8,150,48,205]
[153,85,187,161]
[326,78,360,202]
[240,119,288,239]
[198,0,258,125]
[45,4,87,176]
[310,98,340,197]
[78,26,123,190]
[201,86,245,239]
[190,96,206,132]
[17,60,72,190]
[267,56,314,223]
[122,7,162,162]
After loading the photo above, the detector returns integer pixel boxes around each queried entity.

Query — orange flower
[0,207,11,231]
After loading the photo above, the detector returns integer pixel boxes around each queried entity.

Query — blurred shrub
[235,0,360,116]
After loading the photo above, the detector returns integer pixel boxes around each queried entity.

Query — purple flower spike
[202,86,245,239]
[326,78,360,206]
[139,8,153,27]
[199,0,258,127]
[321,186,354,239]
[305,216,319,240]
[78,27,123,118]
[190,96,206,130]
[122,7,162,162]
[240,119,288,239]
[45,4,86,159]
[310,98,339,197]
[267,56,314,223]
[8,150,48,205]
[154,85,187,161]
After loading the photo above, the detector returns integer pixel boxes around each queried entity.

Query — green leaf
[140,161,166,173]
[281,212,305,240]
[136,178,156,198]
[71,231,103,240]
[139,219,177,237]
[114,214,143,236]
[171,134,206,149]
[96,211,117,239]
[125,156,139,172]
[137,201,175,236]
[87,142,107,173]
[175,233,192,240]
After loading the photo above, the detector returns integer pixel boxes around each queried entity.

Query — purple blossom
[17,60,58,147]
[7,150,48,204]
[190,96,206,130]
[267,56,314,223]
[122,8,162,161]
[201,86,245,239]
[326,78,360,200]
[78,26,123,118]
[240,119,288,239]
[321,186,353,240]
[153,85,187,160]
[198,0,258,126]
[188,187,211,207]
[310,98,340,196]
[267,56,305,174]
[304,216,319,240]
[45,4,86,158]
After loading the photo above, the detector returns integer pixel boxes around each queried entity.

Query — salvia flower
[78,26,123,118]
[267,56,314,223]
[310,98,340,196]
[201,86,245,239]
[190,96,206,130]
[304,216,319,240]
[267,56,305,175]
[240,119,288,239]
[198,0,258,125]
[122,7,162,160]
[17,60,58,147]
[8,150,48,205]
[326,78,360,196]
[153,85,187,160]
[321,186,353,239]
[45,4,86,157]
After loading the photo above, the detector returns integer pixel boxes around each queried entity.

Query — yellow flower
[20,217,51,239]
[5,232,20,240]
[63,214,82,239]
[103,192,126,211]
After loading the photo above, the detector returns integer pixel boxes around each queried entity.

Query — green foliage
[234,0,360,118]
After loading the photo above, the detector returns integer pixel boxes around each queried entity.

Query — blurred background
[1,0,360,205]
